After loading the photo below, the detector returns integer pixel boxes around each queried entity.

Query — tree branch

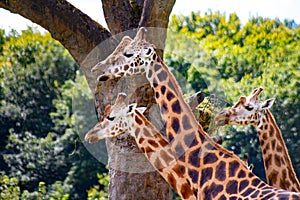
[0,0,111,65]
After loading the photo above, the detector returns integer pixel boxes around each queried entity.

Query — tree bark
[0,0,176,199]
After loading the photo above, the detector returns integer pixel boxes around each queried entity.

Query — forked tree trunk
[0,0,176,199]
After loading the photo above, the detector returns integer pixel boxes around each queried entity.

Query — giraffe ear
[136,107,147,114]
[261,98,275,109]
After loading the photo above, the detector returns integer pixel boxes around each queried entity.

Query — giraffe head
[85,93,146,143]
[215,87,275,126]
[92,27,156,81]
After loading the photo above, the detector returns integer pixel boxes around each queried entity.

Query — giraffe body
[215,87,300,192]
[92,28,300,199]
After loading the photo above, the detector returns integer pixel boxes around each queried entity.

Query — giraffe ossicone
[91,28,300,199]
[215,87,300,192]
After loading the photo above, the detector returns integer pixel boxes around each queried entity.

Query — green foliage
[0,28,77,137]
[0,171,20,200]
[0,28,106,200]
[166,12,300,180]
[87,172,109,200]
[0,172,69,200]
[4,130,75,192]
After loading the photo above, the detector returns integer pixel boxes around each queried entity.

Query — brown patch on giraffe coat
[181,182,194,199]
[188,148,200,167]
[143,128,151,137]
[229,161,240,177]
[171,117,180,133]
[147,70,152,78]
[271,139,276,150]
[262,132,268,140]
[167,132,174,142]
[124,64,129,71]
[157,137,168,147]
[172,165,185,178]
[268,170,279,185]
[167,173,177,190]
[154,63,161,71]
[152,53,156,61]
[155,91,160,99]
[200,167,213,187]
[134,127,140,138]
[138,137,145,144]
[166,91,175,101]
[269,125,274,137]
[251,178,261,187]
[203,183,224,199]
[160,85,166,95]
[168,80,176,94]
[265,143,270,151]
[276,145,283,152]
[148,139,159,148]
[157,70,168,82]
[135,116,143,125]
[239,179,249,192]
[188,169,199,184]
[237,169,246,178]
[226,180,238,194]
[279,169,291,189]
[183,132,198,148]
[182,114,193,130]
[203,153,218,164]
[152,78,158,88]
[175,143,185,162]
[156,56,161,62]
[215,161,226,181]
[171,100,181,114]
[160,101,168,114]
[204,143,215,151]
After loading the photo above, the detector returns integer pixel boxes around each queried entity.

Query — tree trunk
[0,0,176,199]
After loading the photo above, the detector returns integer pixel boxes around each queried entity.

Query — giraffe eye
[245,105,254,111]
[107,115,115,121]
[124,52,134,58]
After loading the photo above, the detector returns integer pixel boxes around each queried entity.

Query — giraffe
[214,87,300,192]
[91,28,300,199]
[85,93,197,200]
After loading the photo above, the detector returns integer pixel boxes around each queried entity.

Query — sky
[0,0,299,33]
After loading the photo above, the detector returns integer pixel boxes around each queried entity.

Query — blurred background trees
[1,11,299,199]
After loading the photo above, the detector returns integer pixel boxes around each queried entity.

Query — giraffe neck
[146,54,203,140]
[143,54,291,198]
[255,109,300,192]
[127,111,196,199]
